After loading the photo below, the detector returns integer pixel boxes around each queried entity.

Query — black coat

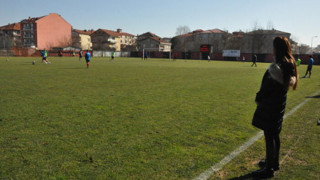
[252,63,289,133]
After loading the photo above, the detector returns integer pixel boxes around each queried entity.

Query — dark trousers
[264,130,280,169]
[251,61,257,67]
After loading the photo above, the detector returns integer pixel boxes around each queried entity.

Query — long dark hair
[273,37,298,90]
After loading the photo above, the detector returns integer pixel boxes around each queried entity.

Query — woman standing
[251,37,298,178]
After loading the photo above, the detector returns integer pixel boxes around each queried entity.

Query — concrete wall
[93,51,131,57]
[172,33,227,53]
[36,13,72,49]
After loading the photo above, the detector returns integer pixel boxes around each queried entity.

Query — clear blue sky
[1,0,319,47]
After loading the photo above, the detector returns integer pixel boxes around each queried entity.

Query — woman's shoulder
[267,63,284,84]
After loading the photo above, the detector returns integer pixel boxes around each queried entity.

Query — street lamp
[311,36,318,53]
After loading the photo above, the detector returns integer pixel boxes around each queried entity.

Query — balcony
[108,38,117,44]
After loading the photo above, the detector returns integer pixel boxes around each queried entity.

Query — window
[23,23,33,30]
[24,31,33,38]
[24,39,34,45]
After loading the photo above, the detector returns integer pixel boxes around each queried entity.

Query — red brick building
[20,13,72,50]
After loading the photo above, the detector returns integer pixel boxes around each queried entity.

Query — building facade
[137,32,171,52]
[72,29,94,50]
[20,13,72,50]
[0,23,21,49]
[91,29,135,51]
[171,29,229,59]
[171,28,291,61]
[239,29,291,61]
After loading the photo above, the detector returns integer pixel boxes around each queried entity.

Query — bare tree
[252,21,260,31]
[296,44,312,54]
[175,25,191,36]
[0,33,13,49]
[314,44,320,53]
[266,20,274,30]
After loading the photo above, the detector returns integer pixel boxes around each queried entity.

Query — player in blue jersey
[85,50,91,69]
[303,55,314,78]
[40,49,50,64]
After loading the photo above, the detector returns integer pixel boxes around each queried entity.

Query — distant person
[40,49,49,64]
[242,56,246,62]
[296,57,301,66]
[111,52,115,61]
[251,37,298,178]
[144,52,148,60]
[303,55,314,78]
[251,54,257,67]
[58,50,63,57]
[208,55,211,61]
[79,50,83,61]
[172,53,176,61]
[85,50,91,69]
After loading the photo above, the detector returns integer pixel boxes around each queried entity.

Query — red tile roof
[73,29,95,35]
[150,36,164,42]
[202,28,226,33]
[247,29,290,35]
[119,32,135,37]
[0,23,21,31]
[97,29,134,37]
[178,28,227,37]
[139,32,160,38]
[20,16,44,23]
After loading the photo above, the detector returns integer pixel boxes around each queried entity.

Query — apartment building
[137,32,171,52]
[91,29,135,51]
[20,13,72,49]
[0,23,21,48]
[72,29,94,50]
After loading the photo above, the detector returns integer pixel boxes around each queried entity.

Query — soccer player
[303,55,314,78]
[40,49,49,64]
[111,52,115,61]
[296,57,301,66]
[251,54,257,67]
[79,50,83,61]
[85,50,91,69]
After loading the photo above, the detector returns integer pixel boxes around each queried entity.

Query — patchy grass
[0,57,319,179]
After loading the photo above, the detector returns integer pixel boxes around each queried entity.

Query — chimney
[117,28,122,33]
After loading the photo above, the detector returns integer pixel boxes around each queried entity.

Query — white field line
[193,90,320,180]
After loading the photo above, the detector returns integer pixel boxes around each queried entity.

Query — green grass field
[0,57,319,179]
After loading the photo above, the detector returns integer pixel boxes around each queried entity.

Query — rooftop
[247,29,290,35]
[73,29,95,35]
[178,28,227,37]
[97,29,135,37]
[0,23,21,31]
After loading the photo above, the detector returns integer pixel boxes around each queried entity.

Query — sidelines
[193,90,320,180]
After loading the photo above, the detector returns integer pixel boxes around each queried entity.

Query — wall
[79,33,92,50]
[93,51,131,57]
[137,38,159,51]
[36,13,72,49]
[172,33,226,53]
